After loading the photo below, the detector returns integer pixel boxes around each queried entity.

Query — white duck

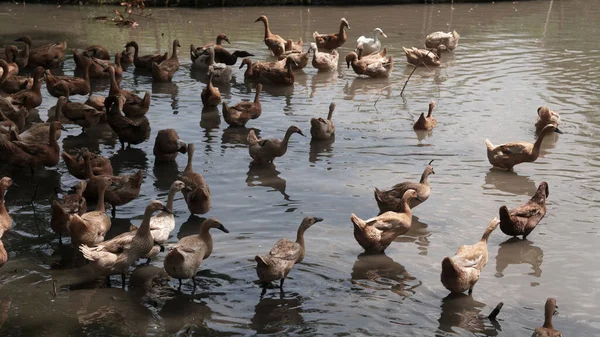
[205,47,232,84]
[356,28,387,55]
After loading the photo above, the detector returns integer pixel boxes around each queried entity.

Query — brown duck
[310,102,336,141]
[201,69,221,107]
[108,66,150,118]
[239,58,261,82]
[247,125,305,164]
[62,149,113,180]
[0,59,32,94]
[7,66,44,110]
[0,121,64,172]
[68,176,112,247]
[531,298,561,337]
[152,39,180,82]
[83,44,110,60]
[374,160,435,214]
[0,177,15,238]
[255,15,287,57]
[55,85,103,131]
[181,143,211,214]
[44,59,91,97]
[50,180,88,243]
[413,101,438,131]
[313,18,350,50]
[105,95,150,148]
[153,129,187,162]
[15,36,66,68]
[499,182,549,239]
[259,56,297,86]
[125,41,168,69]
[222,84,262,127]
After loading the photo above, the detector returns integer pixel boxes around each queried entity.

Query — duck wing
[454,245,485,269]
[495,143,529,155]
[269,238,301,261]
[93,230,135,253]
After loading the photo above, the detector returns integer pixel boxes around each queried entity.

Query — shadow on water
[177,214,207,239]
[310,71,338,98]
[246,163,290,200]
[221,126,255,148]
[495,237,544,278]
[350,252,421,298]
[200,106,221,131]
[61,123,118,153]
[153,160,182,191]
[438,293,502,336]
[109,147,148,173]
[152,82,180,114]
[394,216,431,256]
[309,137,335,163]
[483,168,537,196]
[251,291,304,335]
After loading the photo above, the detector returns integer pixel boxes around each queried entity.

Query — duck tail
[441,256,459,277]
[484,139,495,151]
[350,213,366,229]
[255,255,271,267]
[142,91,151,108]
[312,31,320,39]
[413,113,427,130]
[131,169,144,188]
[402,47,410,55]
[79,244,98,262]
[373,188,385,205]
[247,129,259,145]
[498,205,512,228]
[452,30,460,40]
[481,217,500,242]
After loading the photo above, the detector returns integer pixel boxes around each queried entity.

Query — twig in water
[52,280,58,298]
[400,64,420,97]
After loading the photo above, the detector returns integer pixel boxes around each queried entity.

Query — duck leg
[468,287,473,295]
[111,206,116,218]
[178,278,182,290]
[106,276,112,288]
[145,258,152,265]
[121,273,126,289]
[279,278,285,289]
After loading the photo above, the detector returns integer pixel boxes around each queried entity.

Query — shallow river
[0,0,599,336]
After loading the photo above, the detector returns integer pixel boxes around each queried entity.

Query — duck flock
[0,14,565,336]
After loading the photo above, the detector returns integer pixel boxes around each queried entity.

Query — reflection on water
[309,137,334,163]
[160,294,213,334]
[152,82,180,113]
[495,237,544,278]
[343,77,391,100]
[483,169,537,196]
[394,216,431,256]
[153,160,182,191]
[350,253,420,298]
[246,163,290,200]
[310,71,338,98]
[438,293,502,336]
[177,214,207,239]
[221,126,254,148]
[251,292,304,335]
[200,106,221,130]
[109,147,148,173]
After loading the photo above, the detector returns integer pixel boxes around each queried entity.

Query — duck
[0,103,27,133]
[0,239,6,269]
[485,124,561,170]
[313,18,350,50]
[83,44,110,60]
[374,160,435,214]
[153,129,187,162]
[191,34,253,67]
[84,93,106,113]
[62,149,113,179]
[15,36,66,68]
[532,298,561,337]
[0,121,64,172]
[499,182,549,239]
[535,106,561,134]
[55,87,103,131]
[259,56,297,85]
[68,176,112,248]
[125,41,168,69]
[120,45,134,65]
[239,58,258,81]
[75,49,123,80]
[50,180,87,243]
[346,52,393,78]
[1,46,20,77]
[3,39,29,68]
[181,143,211,214]
[7,66,44,110]
[0,177,15,238]
[130,180,186,262]
[200,68,221,107]
[310,102,336,141]
[0,110,20,138]
[425,30,460,51]
[351,190,420,253]
[356,28,387,55]
[79,200,172,285]
[44,59,91,97]
[152,39,180,82]
[80,147,143,217]
[441,217,500,294]
[105,95,151,148]
[278,45,312,70]
[284,39,304,53]
[356,44,387,62]
[222,83,262,127]
[256,216,323,289]
[164,218,229,288]
[255,15,287,56]
[310,42,339,72]
[15,103,62,144]
[402,47,441,67]
[204,47,232,84]
[413,101,438,131]
[247,125,305,165]
[0,59,32,94]
[108,66,150,118]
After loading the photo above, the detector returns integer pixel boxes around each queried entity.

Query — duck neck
[208,50,216,66]
[327,106,334,121]
[254,85,261,103]
[481,222,496,243]
[281,128,295,150]
[137,206,154,236]
[295,223,308,255]
[0,63,8,84]
[533,128,552,156]
[286,62,295,79]
[115,53,122,70]
[32,72,42,93]
[83,154,95,179]
[171,42,178,60]
[207,73,214,90]
[427,104,434,118]
[185,145,194,172]
[96,184,107,212]
[373,32,380,43]
[48,125,59,148]
[338,21,346,37]
[109,69,120,96]
[543,301,554,329]
[166,186,177,210]
[131,42,139,60]
[401,195,414,215]
[82,61,90,83]
[261,18,272,40]
[420,169,431,184]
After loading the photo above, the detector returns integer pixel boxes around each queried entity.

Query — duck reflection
[495,237,543,278]
[483,169,537,196]
[200,106,221,130]
[343,77,391,100]
[109,147,147,173]
[177,214,207,239]
[5,168,60,203]
[153,160,181,191]
[310,71,338,98]
[438,293,502,336]
[309,137,335,163]
[246,163,289,200]
[260,82,294,99]
[160,294,214,334]
[350,253,420,298]
[394,216,431,256]
[221,126,255,148]
[61,123,118,153]
[152,82,179,113]
[190,68,232,94]
[104,217,134,240]
[251,292,304,335]
[414,129,433,143]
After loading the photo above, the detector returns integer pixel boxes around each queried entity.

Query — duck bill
[162,206,173,214]
[218,224,230,233]
[314,217,324,223]
[298,130,306,137]
[381,33,388,38]
[415,197,424,202]
[554,128,564,134]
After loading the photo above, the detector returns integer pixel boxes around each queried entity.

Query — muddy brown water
[0,1,599,336]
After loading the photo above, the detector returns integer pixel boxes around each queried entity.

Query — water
[1,1,599,335]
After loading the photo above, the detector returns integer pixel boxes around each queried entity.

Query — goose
[356,28,387,55]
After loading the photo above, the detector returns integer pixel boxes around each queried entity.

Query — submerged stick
[488,302,504,320]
